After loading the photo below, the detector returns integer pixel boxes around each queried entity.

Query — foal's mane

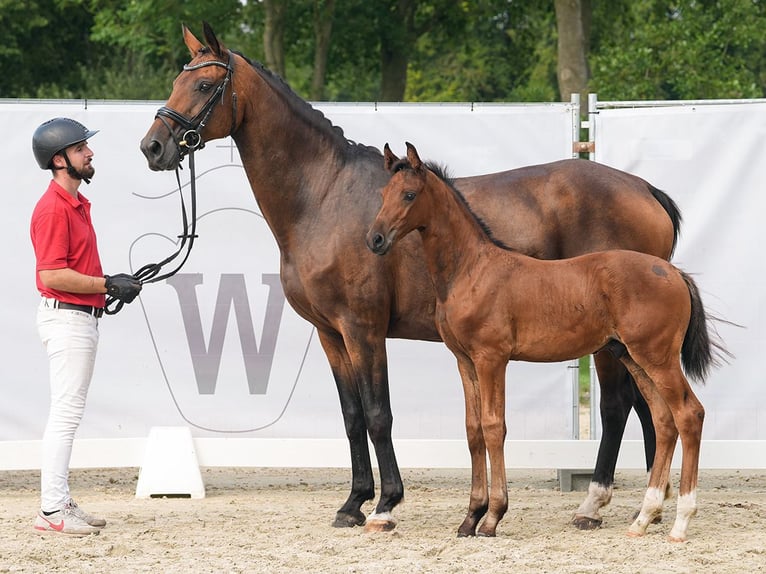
[229,49,381,158]
[393,159,513,251]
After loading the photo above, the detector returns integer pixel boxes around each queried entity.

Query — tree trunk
[379,0,416,102]
[264,0,287,79]
[554,0,590,103]
[311,0,336,100]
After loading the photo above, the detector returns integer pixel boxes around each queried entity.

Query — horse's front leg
[318,331,376,528]
[455,355,488,537]
[475,358,508,537]
[345,333,403,533]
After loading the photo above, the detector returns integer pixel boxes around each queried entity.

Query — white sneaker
[33,507,101,536]
[66,499,107,528]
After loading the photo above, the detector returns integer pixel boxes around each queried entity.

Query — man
[30,117,142,536]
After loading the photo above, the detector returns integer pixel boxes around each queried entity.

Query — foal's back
[441,247,691,364]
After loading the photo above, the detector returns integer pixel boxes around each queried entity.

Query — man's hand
[104,274,142,304]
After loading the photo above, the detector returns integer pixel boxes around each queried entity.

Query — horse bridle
[105,52,238,315]
[156,51,238,157]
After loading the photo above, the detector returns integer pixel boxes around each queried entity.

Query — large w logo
[166,273,286,395]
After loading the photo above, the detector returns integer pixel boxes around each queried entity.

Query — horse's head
[140,22,240,171]
[366,142,429,256]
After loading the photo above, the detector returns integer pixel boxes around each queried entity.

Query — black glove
[104,273,142,304]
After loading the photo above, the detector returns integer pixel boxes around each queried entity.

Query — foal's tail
[681,271,732,382]
[649,184,683,259]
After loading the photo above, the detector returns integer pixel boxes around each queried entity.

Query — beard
[68,162,95,182]
[78,162,95,180]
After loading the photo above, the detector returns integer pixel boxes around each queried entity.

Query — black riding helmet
[32,117,98,170]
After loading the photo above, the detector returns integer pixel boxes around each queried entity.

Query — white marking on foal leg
[668,490,697,542]
[575,482,613,520]
[628,487,664,537]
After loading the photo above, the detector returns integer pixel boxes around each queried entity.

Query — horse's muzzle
[366,230,392,256]
[140,133,180,172]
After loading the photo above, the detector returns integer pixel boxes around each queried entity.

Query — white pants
[37,299,99,512]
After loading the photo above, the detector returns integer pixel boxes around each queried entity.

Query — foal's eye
[404,191,416,202]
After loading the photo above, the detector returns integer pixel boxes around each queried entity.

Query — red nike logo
[38,516,65,532]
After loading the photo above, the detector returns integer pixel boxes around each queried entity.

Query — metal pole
[588,93,598,161]
[570,359,580,439]
[570,93,581,158]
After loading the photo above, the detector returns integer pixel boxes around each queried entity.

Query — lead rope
[104,149,199,315]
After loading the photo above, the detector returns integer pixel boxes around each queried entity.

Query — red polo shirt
[30,180,106,307]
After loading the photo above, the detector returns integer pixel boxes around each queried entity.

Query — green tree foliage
[406,0,558,102]
[2,0,765,102]
[0,0,94,98]
[590,0,766,100]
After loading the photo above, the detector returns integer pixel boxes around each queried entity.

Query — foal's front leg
[475,359,509,537]
[455,356,488,537]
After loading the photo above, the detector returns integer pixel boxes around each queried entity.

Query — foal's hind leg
[619,357,678,537]
[643,364,704,542]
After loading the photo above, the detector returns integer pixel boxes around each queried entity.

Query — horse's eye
[404,191,416,202]
[199,81,213,93]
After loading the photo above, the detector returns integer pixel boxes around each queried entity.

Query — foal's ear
[182,24,205,58]
[405,142,422,171]
[383,143,399,172]
[203,21,226,57]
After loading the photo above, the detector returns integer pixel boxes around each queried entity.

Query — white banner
[1,100,576,454]
[594,100,766,440]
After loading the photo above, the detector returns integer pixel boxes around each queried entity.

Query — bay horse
[367,142,721,541]
[140,23,681,532]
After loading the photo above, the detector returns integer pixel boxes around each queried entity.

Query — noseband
[155,51,238,157]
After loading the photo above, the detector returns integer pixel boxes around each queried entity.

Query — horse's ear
[182,24,205,58]
[405,142,422,171]
[383,143,399,172]
[202,21,226,57]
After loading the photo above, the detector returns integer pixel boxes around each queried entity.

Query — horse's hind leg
[455,355,489,537]
[573,352,632,530]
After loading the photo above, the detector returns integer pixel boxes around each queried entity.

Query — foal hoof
[631,510,662,524]
[571,515,602,530]
[363,512,397,533]
[332,510,366,528]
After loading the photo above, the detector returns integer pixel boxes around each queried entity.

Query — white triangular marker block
[135,426,205,499]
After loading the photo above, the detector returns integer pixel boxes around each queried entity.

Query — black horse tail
[681,271,732,382]
[648,184,683,259]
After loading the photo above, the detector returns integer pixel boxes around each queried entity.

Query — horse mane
[395,158,513,251]
[230,50,381,158]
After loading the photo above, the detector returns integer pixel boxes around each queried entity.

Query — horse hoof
[476,531,497,538]
[667,535,687,543]
[332,511,366,528]
[571,515,603,530]
[626,530,645,538]
[363,512,397,533]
